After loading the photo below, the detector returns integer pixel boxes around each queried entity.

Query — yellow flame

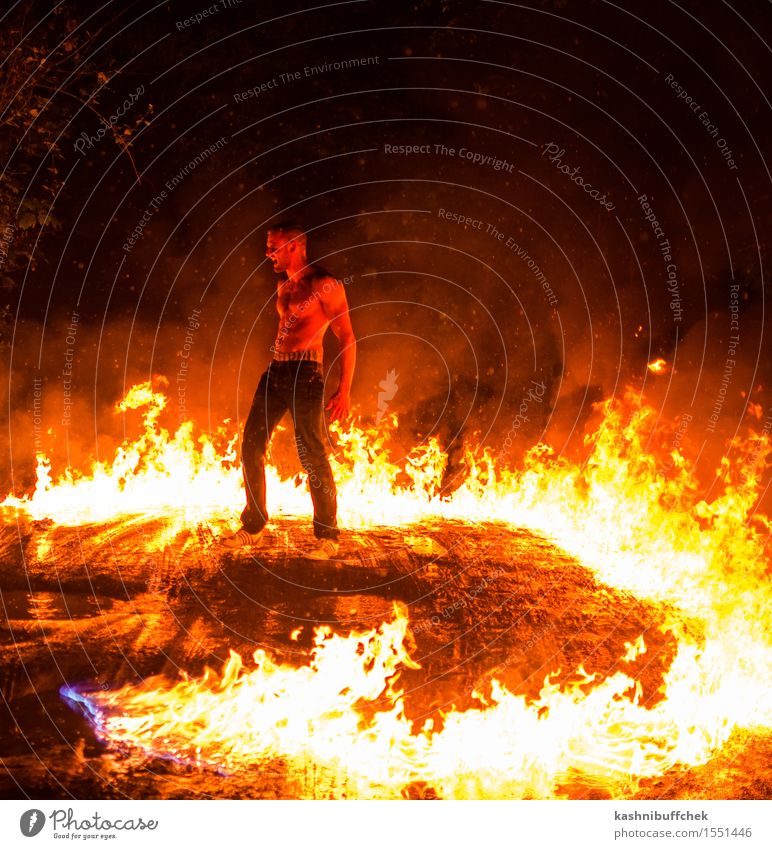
[3,382,243,526]
[6,380,772,797]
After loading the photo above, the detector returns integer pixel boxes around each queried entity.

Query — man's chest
[277,279,318,317]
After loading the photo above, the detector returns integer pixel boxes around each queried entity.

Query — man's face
[265,233,293,273]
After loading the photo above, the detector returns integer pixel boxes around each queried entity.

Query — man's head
[266,221,307,274]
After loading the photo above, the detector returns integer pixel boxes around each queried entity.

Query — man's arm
[318,276,356,421]
[317,277,357,420]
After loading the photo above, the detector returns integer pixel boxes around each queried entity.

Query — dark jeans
[240,360,339,540]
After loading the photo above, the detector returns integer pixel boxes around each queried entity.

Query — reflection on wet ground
[1,512,769,799]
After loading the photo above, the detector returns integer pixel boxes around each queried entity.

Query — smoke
[2,0,770,507]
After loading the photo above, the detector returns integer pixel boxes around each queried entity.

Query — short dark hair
[268,220,306,246]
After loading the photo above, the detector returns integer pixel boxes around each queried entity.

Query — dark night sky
[3,0,771,494]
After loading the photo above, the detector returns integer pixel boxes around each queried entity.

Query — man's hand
[325,387,351,421]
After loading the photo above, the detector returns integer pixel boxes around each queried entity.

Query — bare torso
[273,266,331,354]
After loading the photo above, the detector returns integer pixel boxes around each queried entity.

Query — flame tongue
[3,382,244,525]
[66,606,424,786]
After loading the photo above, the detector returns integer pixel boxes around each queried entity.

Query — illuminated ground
[1,513,769,799]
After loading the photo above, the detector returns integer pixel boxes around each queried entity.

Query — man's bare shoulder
[307,265,340,290]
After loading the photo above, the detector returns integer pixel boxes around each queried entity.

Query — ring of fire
[2,379,770,799]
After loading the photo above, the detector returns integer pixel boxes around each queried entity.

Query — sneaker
[220,528,266,550]
[304,538,339,560]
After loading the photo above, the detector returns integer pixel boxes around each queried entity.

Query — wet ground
[1,512,770,799]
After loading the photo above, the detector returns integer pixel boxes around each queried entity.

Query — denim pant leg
[289,366,339,540]
[240,368,287,533]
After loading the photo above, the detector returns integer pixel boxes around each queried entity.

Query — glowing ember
[5,380,772,797]
[647,358,669,374]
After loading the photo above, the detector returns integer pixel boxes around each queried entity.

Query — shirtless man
[222,221,356,558]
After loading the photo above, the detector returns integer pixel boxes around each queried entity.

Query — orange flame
[6,380,772,797]
[647,358,668,374]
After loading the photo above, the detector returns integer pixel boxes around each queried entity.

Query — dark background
[2,0,770,498]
